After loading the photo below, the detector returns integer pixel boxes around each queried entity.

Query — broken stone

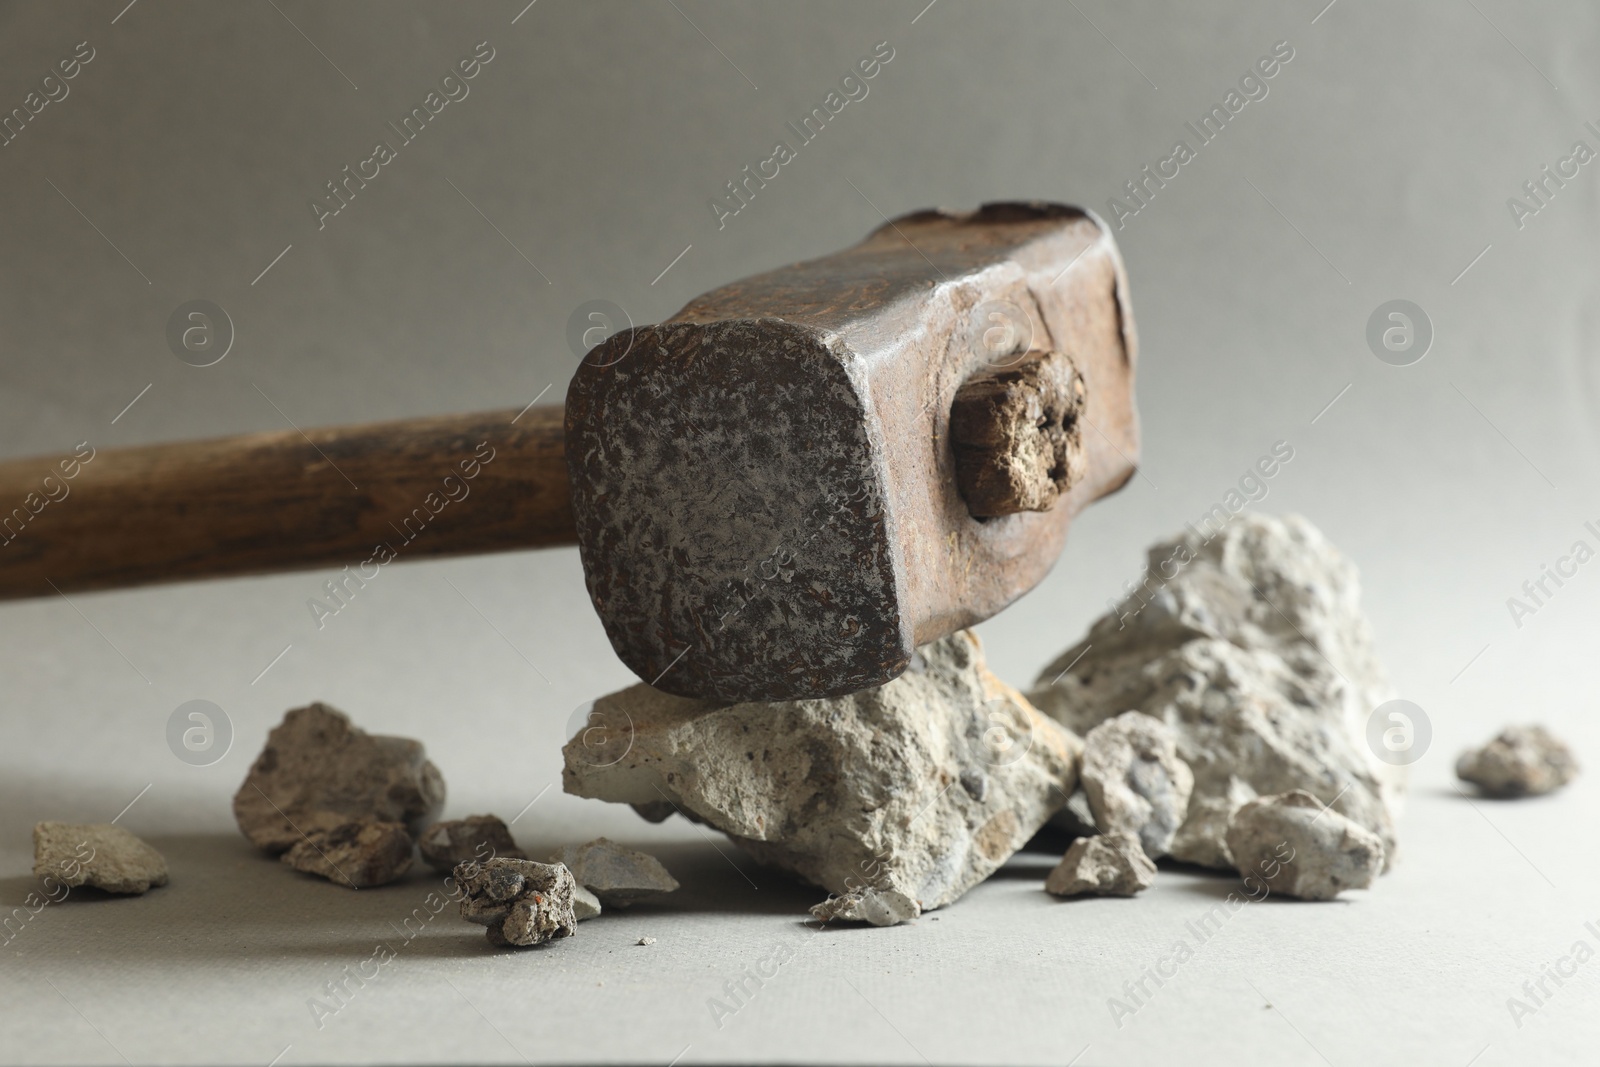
[564,631,1080,926]
[1456,725,1580,798]
[572,883,602,921]
[1225,790,1383,901]
[636,936,656,946]
[233,702,445,854]
[455,857,577,947]
[32,822,168,895]
[548,838,679,906]
[1044,831,1155,897]
[1030,513,1400,871]
[419,815,526,873]
[281,818,413,889]
[810,887,922,926]
[1080,711,1194,859]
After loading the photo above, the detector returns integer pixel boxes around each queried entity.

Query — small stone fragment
[233,702,445,854]
[572,883,603,921]
[1456,725,1580,798]
[636,936,656,946]
[1225,790,1383,901]
[564,631,1080,926]
[1030,514,1402,871]
[419,815,526,873]
[455,857,577,947]
[281,818,413,889]
[1080,712,1194,859]
[32,822,168,895]
[810,887,922,926]
[548,838,678,906]
[1045,831,1155,897]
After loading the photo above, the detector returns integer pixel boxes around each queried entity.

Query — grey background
[2,1,1598,1064]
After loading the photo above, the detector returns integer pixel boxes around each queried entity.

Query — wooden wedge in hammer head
[567,201,1138,701]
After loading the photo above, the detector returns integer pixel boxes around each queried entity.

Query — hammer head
[566,202,1138,702]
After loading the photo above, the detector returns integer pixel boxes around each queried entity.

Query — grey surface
[2,0,1598,1063]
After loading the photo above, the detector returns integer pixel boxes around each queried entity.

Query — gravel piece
[1044,831,1155,897]
[548,838,678,906]
[571,884,602,921]
[455,857,577,947]
[1456,725,1580,797]
[281,818,413,889]
[810,887,922,925]
[32,822,168,895]
[233,702,445,854]
[1225,790,1384,900]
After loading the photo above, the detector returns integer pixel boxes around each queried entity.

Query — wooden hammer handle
[0,406,574,599]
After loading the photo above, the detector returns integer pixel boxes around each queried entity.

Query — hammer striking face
[566,202,1139,702]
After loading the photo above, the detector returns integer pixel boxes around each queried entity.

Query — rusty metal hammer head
[565,201,1139,702]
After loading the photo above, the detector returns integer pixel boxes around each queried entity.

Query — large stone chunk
[33,822,168,895]
[1044,831,1155,898]
[1030,514,1400,871]
[548,838,678,906]
[1225,790,1384,900]
[564,631,1080,925]
[456,858,578,947]
[419,815,526,873]
[1080,711,1193,859]
[281,818,414,889]
[1456,725,1580,797]
[233,702,445,854]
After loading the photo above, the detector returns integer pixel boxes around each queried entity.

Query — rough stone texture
[456,858,578,947]
[564,631,1080,926]
[1044,831,1155,897]
[1030,514,1400,871]
[571,883,602,921]
[233,702,445,854]
[1456,725,1580,797]
[1226,790,1384,900]
[32,822,169,895]
[1080,711,1194,859]
[419,815,526,873]
[281,818,414,889]
[548,838,678,906]
[810,887,922,926]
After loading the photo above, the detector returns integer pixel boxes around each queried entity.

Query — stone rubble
[1029,514,1401,872]
[564,631,1080,926]
[456,857,578,947]
[1456,725,1580,798]
[419,815,526,873]
[1044,831,1155,897]
[1225,790,1384,901]
[810,887,922,926]
[32,822,169,895]
[548,838,678,906]
[571,883,603,921]
[1079,711,1193,859]
[233,702,445,855]
[282,818,414,889]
